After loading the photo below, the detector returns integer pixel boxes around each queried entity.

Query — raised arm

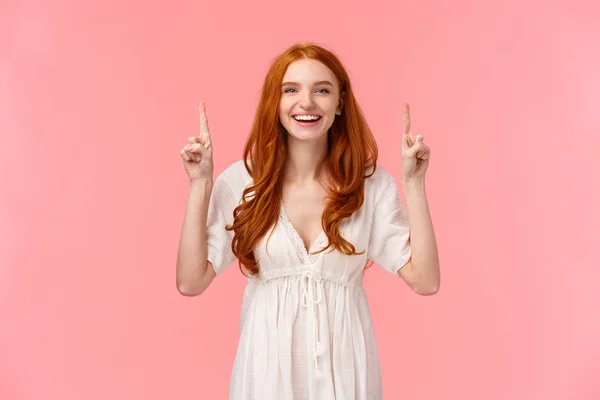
[398,103,440,295]
[176,102,217,296]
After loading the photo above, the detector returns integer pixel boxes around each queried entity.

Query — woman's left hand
[401,103,431,183]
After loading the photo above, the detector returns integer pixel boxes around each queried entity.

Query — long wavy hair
[226,42,379,276]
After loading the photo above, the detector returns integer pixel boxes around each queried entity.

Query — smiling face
[279,58,343,142]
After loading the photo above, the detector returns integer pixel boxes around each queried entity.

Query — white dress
[206,160,412,400]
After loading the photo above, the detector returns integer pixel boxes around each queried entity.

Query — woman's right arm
[176,179,216,296]
[176,102,216,296]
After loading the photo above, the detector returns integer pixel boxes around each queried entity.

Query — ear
[336,91,346,115]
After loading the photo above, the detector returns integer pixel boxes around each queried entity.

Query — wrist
[189,178,213,190]
[402,177,425,191]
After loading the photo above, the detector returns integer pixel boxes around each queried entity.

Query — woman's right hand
[180,102,214,183]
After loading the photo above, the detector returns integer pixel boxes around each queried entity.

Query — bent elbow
[416,286,439,296]
[176,282,206,297]
[414,281,440,296]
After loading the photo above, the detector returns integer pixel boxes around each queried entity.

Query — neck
[283,134,329,184]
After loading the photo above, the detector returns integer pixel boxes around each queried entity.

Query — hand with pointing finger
[180,101,214,183]
[401,103,431,183]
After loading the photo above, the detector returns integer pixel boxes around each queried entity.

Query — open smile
[292,114,322,127]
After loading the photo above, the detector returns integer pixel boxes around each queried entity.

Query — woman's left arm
[397,103,440,295]
[399,179,440,295]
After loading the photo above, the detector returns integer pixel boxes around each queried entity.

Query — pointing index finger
[199,101,210,138]
[403,103,411,136]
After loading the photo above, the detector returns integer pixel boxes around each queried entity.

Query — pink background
[2,0,599,399]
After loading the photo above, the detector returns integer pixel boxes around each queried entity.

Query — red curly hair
[226,43,379,276]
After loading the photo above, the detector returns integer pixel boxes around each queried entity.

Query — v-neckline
[279,200,327,264]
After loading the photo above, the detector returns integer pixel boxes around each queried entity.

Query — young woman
[176,43,440,399]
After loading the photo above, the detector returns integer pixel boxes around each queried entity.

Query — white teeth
[293,115,320,121]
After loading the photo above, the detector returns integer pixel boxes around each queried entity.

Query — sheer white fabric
[206,160,412,400]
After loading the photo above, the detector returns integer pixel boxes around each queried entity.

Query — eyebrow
[281,80,334,87]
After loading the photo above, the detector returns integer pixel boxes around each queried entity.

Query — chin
[287,129,328,141]
[283,121,331,142]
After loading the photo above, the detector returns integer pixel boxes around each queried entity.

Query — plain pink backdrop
[2,0,599,399]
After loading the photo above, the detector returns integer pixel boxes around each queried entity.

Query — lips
[292,116,322,127]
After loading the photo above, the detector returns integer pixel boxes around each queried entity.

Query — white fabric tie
[301,269,326,378]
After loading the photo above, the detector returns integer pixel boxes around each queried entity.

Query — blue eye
[283,88,330,94]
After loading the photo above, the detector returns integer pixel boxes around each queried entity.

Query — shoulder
[215,159,253,193]
[364,162,397,198]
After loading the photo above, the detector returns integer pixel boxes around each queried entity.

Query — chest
[281,183,328,252]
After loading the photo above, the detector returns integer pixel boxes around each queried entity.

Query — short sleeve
[206,173,238,275]
[367,177,412,275]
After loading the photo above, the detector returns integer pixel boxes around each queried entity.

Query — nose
[298,92,316,109]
